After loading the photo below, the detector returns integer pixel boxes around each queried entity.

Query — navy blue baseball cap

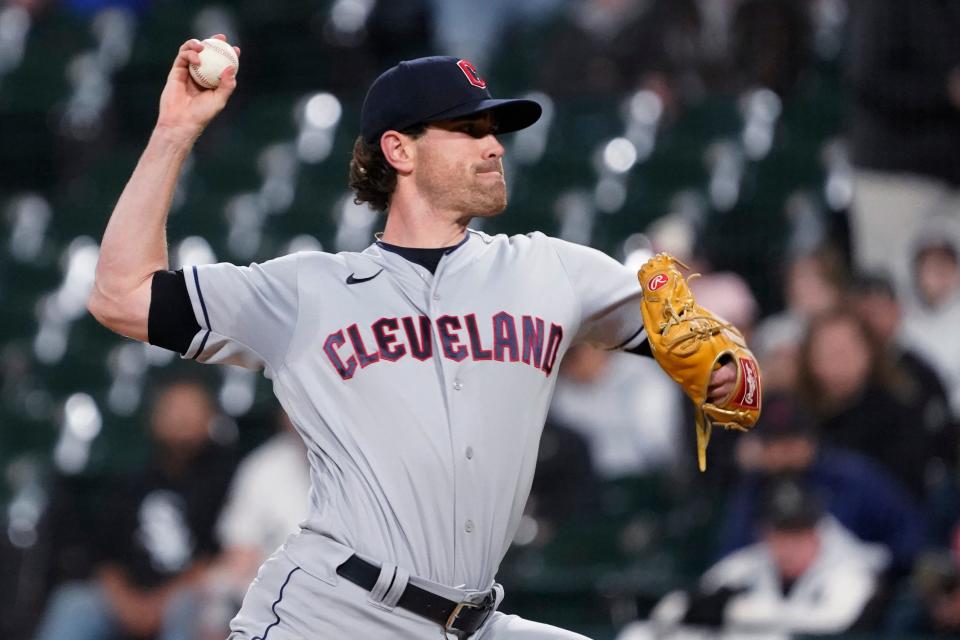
[360,56,542,144]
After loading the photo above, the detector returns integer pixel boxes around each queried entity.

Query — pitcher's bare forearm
[88,35,239,341]
[88,127,197,340]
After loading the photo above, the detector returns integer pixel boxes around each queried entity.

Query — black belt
[336,554,496,635]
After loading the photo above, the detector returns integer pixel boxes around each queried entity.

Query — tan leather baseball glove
[638,253,762,471]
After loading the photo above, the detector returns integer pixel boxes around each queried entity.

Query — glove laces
[655,275,735,357]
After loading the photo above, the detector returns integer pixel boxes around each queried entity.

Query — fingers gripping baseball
[156,35,240,138]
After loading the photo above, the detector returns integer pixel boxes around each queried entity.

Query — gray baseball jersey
[181,229,646,591]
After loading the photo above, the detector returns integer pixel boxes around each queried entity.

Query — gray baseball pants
[228,550,591,639]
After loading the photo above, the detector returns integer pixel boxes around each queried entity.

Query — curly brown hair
[348,126,425,212]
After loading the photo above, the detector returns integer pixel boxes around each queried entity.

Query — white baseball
[189,38,238,89]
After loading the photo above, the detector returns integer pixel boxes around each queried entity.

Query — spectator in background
[751,246,847,390]
[798,309,930,498]
[898,221,960,544]
[621,477,889,638]
[550,345,684,478]
[33,379,235,640]
[850,272,958,478]
[719,393,926,575]
[187,409,310,639]
[779,246,847,321]
[213,409,308,582]
[901,217,960,423]
[846,0,960,290]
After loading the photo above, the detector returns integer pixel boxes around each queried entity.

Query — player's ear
[380,130,415,175]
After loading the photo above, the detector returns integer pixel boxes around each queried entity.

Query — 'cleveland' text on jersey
[322,313,564,380]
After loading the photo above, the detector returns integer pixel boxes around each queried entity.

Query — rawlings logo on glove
[638,253,762,471]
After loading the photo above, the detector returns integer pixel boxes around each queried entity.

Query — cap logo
[457,59,486,89]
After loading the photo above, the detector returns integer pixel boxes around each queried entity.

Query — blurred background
[1,0,960,638]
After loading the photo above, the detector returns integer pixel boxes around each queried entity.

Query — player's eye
[464,122,496,138]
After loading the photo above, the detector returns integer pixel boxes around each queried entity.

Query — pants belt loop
[367,563,398,610]
[383,566,409,609]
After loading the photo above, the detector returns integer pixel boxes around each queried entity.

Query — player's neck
[380,198,468,249]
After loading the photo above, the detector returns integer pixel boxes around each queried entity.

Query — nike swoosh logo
[346,269,383,285]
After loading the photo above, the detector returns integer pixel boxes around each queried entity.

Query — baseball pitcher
[88,35,760,639]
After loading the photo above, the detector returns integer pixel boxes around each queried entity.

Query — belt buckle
[444,594,493,634]
[445,601,478,632]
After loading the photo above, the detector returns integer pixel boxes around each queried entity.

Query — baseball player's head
[349,56,542,217]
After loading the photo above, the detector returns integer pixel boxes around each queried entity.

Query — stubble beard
[417,157,508,221]
[471,177,508,218]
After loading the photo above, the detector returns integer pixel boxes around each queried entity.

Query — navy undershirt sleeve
[149,269,201,355]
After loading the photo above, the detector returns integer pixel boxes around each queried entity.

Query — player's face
[413,114,507,219]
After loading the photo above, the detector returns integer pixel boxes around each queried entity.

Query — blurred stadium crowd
[1,0,960,638]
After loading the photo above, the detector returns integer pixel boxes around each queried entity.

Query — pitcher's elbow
[86,277,151,342]
[87,286,113,327]
[87,280,131,332]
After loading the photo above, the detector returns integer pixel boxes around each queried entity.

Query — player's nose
[483,134,504,160]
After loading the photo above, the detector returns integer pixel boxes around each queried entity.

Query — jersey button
[432,291,440,300]
[453,380,463,391]
[465,446,474,460]
[464,520,475,533]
